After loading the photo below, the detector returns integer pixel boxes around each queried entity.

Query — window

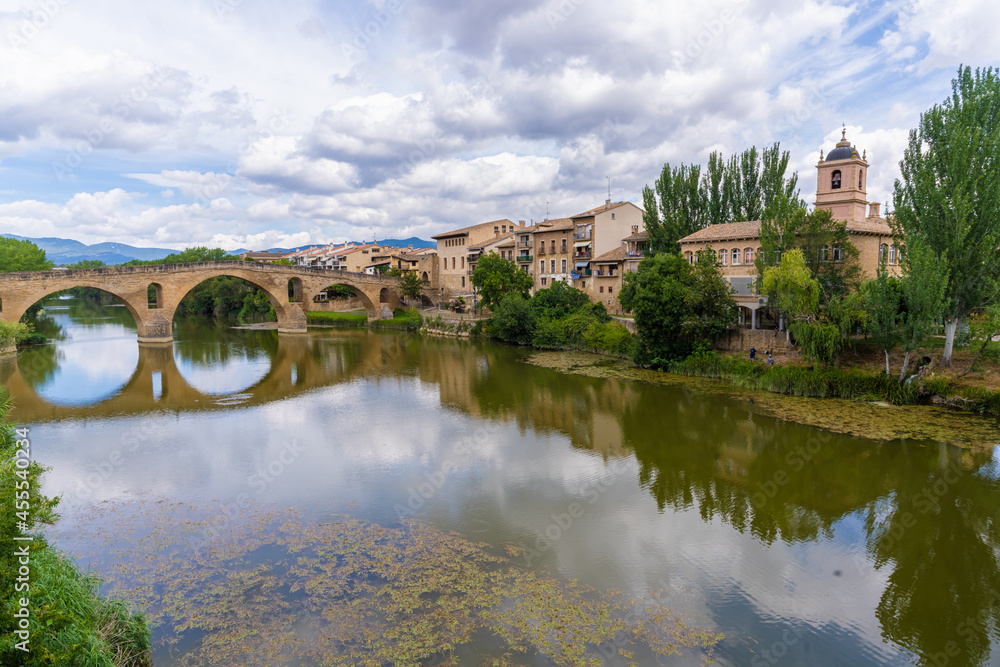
[451,257,456,269]
[541,277,547,286]
[461,276,465,287]
[859,169,864,189]
[819,246,828,262]
[732,248,740,265]
[561,238,567,251]
[832,170,842,189]
[550,259,556,273]
[744,247,753,265]
[685,251,693,264]
[442,258,447,270]
[561,259,567,272]
[611,213,616,219]
[833,246,842,262]
[600,286,605,293]
[721,249,727,266]
[608,286,613,294]
[880,244,888,263]
[550,240,555,253]
[502,225,507,232]
[461,257,465,269]
[540,260,545,273]
[889,245,896,264]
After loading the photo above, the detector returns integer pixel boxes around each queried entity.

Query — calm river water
[4,294,1000,666]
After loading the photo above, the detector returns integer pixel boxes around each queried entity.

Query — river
[3,293,1000,666]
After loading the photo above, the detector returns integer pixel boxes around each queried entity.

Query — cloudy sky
[0,0,997,251]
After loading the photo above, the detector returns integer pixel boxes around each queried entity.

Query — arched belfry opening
[831,170,841,189]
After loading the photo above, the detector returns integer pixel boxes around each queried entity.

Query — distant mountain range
[1,235,435,266]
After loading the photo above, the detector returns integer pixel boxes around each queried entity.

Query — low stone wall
[307,297,364,312]
[715,327,789,354]
[610,316,636,333]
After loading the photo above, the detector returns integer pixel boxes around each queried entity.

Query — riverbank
[667,340,1000,417]
[0,398,152,665]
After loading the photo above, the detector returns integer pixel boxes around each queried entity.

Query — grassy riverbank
[306,308,422,331]
[668,348,1000,416]
[0,396,152,666]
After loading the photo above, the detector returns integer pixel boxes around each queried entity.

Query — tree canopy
[0,237,53,272]
[642,143,801,254]
[892,65,1000,365]
[619,250,737,366]
[470,253,533,311]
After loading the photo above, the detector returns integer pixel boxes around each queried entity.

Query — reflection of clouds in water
[34,339,139,405]
[174,350,271,395]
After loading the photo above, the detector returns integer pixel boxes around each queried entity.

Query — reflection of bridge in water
[0,332,405,423]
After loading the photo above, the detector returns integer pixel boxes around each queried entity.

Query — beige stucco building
[678,130,900,329]
[432,218,523,294]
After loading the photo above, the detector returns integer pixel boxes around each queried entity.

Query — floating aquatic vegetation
[52,498,723,666]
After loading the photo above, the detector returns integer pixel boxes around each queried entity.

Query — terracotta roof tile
[679,220,763,243]
[592,246,627,263]
[570,201,632,218]
[847,217,893,235]
[680,215,895,244]
[431,218,515,239]
[528,218,574,232]
[623,230,648,242]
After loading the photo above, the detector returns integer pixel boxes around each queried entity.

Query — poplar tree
[892,65,1000,366]
[642,142,799,255]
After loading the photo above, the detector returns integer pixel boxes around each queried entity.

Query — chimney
[408,244,413,250]
[519,220,525,228]
[605,198,611,209]
[631,225,638,234]
[869,202,881,218]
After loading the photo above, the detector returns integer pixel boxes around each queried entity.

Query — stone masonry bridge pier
[0,261,401,343]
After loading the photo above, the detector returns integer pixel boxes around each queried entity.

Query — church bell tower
[815,128,869,223]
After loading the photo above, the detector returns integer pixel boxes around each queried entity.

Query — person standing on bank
[749,347,756,361]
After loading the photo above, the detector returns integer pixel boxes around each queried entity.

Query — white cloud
[0,0,991,250]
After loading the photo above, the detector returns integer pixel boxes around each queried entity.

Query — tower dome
[826,128,860,161]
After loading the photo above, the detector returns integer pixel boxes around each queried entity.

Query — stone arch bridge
[0,261,401,342]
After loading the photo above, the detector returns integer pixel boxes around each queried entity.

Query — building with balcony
[529,218,574,290]
[568,200,644,291]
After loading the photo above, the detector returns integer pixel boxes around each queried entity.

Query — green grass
[306,308,422,331]
[306,310,368,326]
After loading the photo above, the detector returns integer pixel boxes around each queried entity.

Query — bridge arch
[8,284,142,332]
[165,272,305,336]
[303,281,376,315]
